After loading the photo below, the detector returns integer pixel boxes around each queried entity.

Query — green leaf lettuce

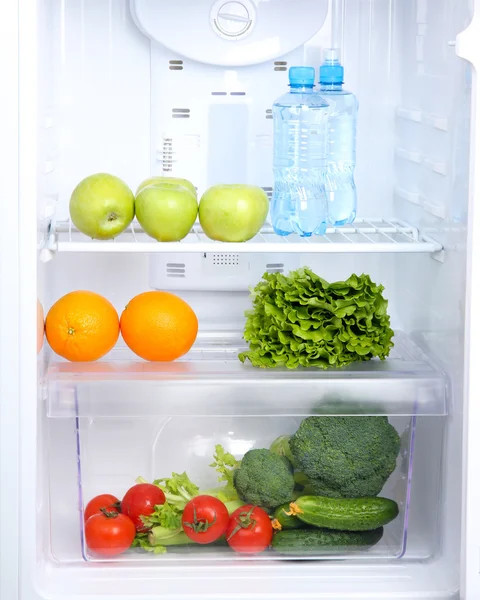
[238,269,394,369]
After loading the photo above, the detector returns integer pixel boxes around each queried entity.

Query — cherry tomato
[84,494,120,522]
[85,510,136,557]
[226,505,273,554]
[121,483,166,531]
[182,495,229,544]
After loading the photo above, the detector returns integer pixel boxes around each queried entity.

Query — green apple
[135,183,198,242]
[70,173,135,240]
[199,184,269,242]
[136,176,197,199]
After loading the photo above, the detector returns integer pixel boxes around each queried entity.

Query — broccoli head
[233,448,295,508]
[289,416,401,498]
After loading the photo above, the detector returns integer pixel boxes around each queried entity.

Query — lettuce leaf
[153,471,199,510]
[141,502,183,531]
[209,444,240,501]
[239,269,394,369]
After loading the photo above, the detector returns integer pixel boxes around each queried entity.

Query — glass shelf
[46,331,447,417]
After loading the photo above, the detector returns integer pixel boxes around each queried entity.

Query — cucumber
[290,496,399,531]
[271,527,384,555]
[273,503,303,530]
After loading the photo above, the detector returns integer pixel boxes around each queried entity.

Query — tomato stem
[100,507,119,519]
[227,506,257,541]
[183,505,217,534]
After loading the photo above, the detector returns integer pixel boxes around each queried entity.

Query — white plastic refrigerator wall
[2,0,480,598]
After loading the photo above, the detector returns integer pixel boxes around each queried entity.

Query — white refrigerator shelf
[40,217,443,258]
[46,331,447,418]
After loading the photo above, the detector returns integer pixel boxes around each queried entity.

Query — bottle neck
[289,84,315,93]
[320,82,343,91]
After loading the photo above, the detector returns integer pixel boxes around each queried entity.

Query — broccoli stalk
[293,471,311,489]
[270,435,296,467]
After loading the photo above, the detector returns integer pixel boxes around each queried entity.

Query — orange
[120,291,198,362]
[37,299,44,354]
[45,291,120,362]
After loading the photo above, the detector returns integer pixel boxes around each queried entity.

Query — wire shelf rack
[41,217,443,258]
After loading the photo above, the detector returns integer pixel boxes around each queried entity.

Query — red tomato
[182,495,229,544]
[226,505,273,554]
[84,494,120,522]
[121,483,166,531]
[85,511,136,557]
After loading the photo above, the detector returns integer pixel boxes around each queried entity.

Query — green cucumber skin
[294,496,399,531]
[273,504,303,530]
[272,528,384,555]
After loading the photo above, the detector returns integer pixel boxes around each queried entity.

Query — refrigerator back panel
[130,0,329,66]
[147,43,307,194]
[149,251,301,291]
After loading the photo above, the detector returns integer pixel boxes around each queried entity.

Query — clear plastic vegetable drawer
[44,318,447,564]
[46,405,443,563]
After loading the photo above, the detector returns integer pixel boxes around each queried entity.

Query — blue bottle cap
[320,48,344,85]
[289,66,315,87]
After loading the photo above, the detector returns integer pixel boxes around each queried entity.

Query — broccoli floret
[233,449,295,508]
[307,473,389,498]
[289,416,400,498]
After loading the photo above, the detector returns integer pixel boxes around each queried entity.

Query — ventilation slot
[161,138,173,172]
[266,263,284,274]
[262,186,273,200]
[211,91,227,96]
[266,109,273,120]
[169,60,184,71]
[274,61,288,72]
[212,254,240,266]
[230,92,246,96]
[172,108,191,119]
[166,263,186,278]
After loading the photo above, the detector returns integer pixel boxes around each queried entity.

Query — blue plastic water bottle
[271,66,329,237]
[319,49,358,226]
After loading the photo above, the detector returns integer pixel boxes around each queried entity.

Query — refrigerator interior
[25,0,473,597]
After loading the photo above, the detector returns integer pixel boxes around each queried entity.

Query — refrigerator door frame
[7,0,480,599]
[0,2,20,600]
[17,0,41,598]
[457,9,480,600]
